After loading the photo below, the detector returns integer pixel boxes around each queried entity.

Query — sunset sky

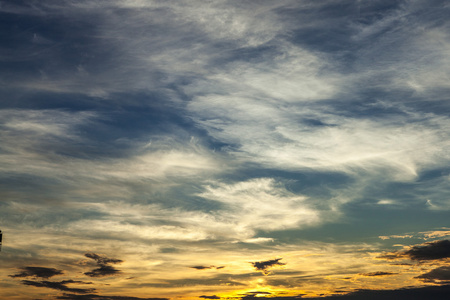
[1,1,450,299]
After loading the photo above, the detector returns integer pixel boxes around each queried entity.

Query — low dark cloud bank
[10,266,64,279]
[57,294,168,300]
[7,255,144,298]
[251,258,285,275]
[22,279,95,294]
[416,266,450,283]
[380,240,450,261]
[238,285,450,300]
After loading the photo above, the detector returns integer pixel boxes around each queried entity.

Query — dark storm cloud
[10,266,63,279]
[359,271,397,277]
[84,253,123,277]
[251,258,285,274]
[199,296,220,299]
[416,266,450,283]
[56,294,168,300]
[21,279,95,294]
[379,240,450,261]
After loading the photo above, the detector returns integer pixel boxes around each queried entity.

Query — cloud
[416,266,450,283]
[402,240,450,261]
[84,253,123,278]
[0,0,291,98]
[191,266,214,270]
[0,108,222,182]
[239,293,302,300]
[85,253,123,266]
[421,230,450,240]
[21,279,95,294]
[379,235,413,240]
[56,294,168,300]
[237,285,450,300]
[84,265,122,278]
[71,219,213,242]
[239,292,274,299]
[379,240,450,261]
[241,238,275,244]
[10,266,64,279]
[251,258,285,275]
[2,1,450,299]
[358,271,397,277]
[199,296,220,300]
[196,178,321,237]
[379,230,450,241]
[142,276,246,288]
[190,265,225,270]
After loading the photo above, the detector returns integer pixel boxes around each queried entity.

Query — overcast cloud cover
[1,0,450,299]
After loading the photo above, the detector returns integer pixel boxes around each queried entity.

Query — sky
[0,0,450,299]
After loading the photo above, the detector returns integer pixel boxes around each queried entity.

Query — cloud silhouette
[236,285,450,300]
[191,266,213,270]
[416,266,450,283]
[84,265,122,278]
[241,291,272,298]
[10,267,64,279]
[190,265,225,270]
[359,271,397,277]
[239,292,301,300]
[22,279,95,294]
[84,253,123,277]
[85,253,123,265]
[404,240,450,260]
[56,294,168,300]
[199,296,221,299]
[251,258,285,275]
[379,240,450,261]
